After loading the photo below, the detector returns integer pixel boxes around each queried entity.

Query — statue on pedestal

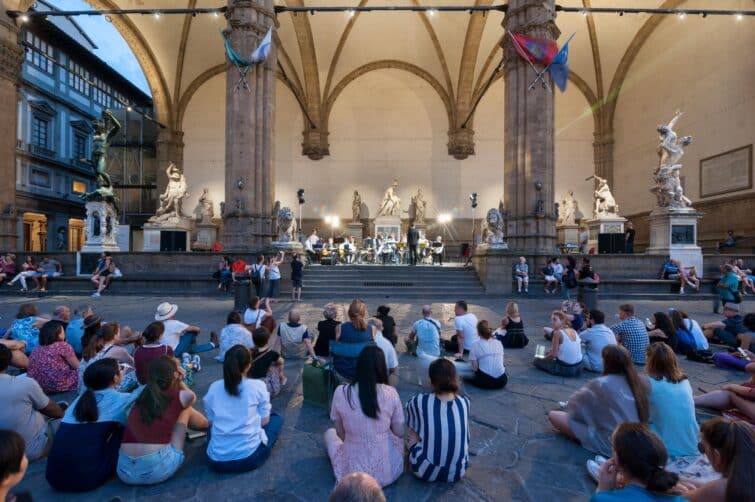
[275,206,296,243]
[351,190,362,222]
[377,179,401,217]
[149,162,189,223]
[558,190,579,225]
[411,188,426,225]
[652,110,693,209]
[587,175,619,218]
[481,208,507,247]
[194,188,215,223]
[82,109,121,214]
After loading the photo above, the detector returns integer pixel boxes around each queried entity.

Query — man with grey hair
[51,306,71,329]
[278,308,318,360]
[329,472,385,502]
[408,305,441,358]
[65,305,92,356]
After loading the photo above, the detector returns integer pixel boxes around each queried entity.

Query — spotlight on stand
[469,192,478,209]
[296,188,305,241]
[297,188,305,204]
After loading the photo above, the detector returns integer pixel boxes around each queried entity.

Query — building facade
[15,12,155,252]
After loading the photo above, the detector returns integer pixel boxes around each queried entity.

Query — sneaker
[558,401,568,409]
[192,354,202,372]
[586,459,600,483]
[92,292,100,297]
[679,288,685,295]
[594,455,607,466]
[182,353,191,366]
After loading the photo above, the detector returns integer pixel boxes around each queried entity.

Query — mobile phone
[737,347,751,361]
[187,431,207,440]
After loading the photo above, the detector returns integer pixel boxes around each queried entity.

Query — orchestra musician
[432,236,445,265]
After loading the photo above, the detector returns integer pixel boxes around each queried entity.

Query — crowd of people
[0,292,754,501]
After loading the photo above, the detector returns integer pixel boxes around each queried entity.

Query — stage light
[581,10,588,16]
[297,188,305,204]
[736,13,743,21]
[438,213,452,224]
[677,12,686,20]
[213,11,220,18]
[126,106,133,112]
[469,193,478,209]
[428,9,438,17]
[19,14,29,23]
[325,215,340,227]
[153,11,161,19]
[346,9,355,18]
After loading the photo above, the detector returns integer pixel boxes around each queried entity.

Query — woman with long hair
[78,322,134,392]
[678,418,755,502]
[333,299,374,382]
[117,356,208,485]
[6,255,39,292]
[203,345,282,473]
[466,320,507,389]
[549,345,650,458]
[533,311,583,377]
[0,430,28,502]
[325,345,404,487]
[644,343,699,457]
[46,359,139,492]
[592,423,683,501]
[669,309,706,351]
[647,312,682,353]
[406,359,470,482]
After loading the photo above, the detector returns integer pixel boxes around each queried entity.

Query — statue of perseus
[82,109,121,213]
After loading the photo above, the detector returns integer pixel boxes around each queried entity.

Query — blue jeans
[267,279,280,298]
[207,414,283,473]
[117,445,185,485]
[174,330,215,358]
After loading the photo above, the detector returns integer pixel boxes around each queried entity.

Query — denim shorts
[117,445,185,485]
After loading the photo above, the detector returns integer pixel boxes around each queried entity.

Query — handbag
[302,360,337,409]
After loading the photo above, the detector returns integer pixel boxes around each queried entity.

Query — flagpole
[527,32,576,90]
[507,30,551,91]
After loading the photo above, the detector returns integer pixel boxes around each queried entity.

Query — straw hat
[155,302,178,321]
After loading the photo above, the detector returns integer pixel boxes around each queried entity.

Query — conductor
[407,223,420,266]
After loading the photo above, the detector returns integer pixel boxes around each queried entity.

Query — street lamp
[324,215,340,239]
[438,213,453,242]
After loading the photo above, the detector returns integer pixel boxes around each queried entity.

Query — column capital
[447,127,475,160]
[302,128,329,160]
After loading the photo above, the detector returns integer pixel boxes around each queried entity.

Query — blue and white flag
[547,37,571,92]
[250,27,273,64]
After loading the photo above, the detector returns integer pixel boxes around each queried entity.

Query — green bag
[303,360,337,410]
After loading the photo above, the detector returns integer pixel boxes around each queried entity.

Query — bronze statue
[83,109,121,214]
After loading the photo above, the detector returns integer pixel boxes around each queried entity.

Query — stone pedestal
[646,208,703,277]
[81,201,120,253]
[271,240,304,254]
[373,217,401,240]
[472,247,516,294]
[556,224,580,246]
[345,221,364,241]
[584,216,626,254]
[142,218,192,252]
[193,222,219,251]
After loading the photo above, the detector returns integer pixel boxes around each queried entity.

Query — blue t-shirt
[66,317,86,354]
[412,318,442,357]
[590,485,687,502]
[63,387,142,425]
[648,378,699,457]
[719,272,740,301]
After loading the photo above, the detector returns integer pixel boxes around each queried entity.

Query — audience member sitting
[248,327,286,397]
[496,301,528,349]
[0,430,29,502]
[703,303,747,348]
[670,309,707,351]
[737,312,755,351]
[0,339,27,370]
[117,356,209,485]
[466,320,507,389]
[611,304,650,365]
[375,305,397,346]
[5,303,47,355]
[514,256,529,294]
[243,296,273,330]
[646,311,683,353]
[65,305,92,356]
[155,302,217,363]
[644,343,699,457]
[50,305,70,330]
[541,259,559,294]
[36,256,62,292]
[533,311,583,377]
[591,423,683,502]
[717,230,737,250]
[329,472,386,502]
[579,310,618,373]
[333,300,374,382]
[578,257,596,281]
[409,305,442,361]
[216,311,253,362]
[545,301,585,340]
[134,322,174,385]
[677,262,700,294]
[80,314,103,359]
[27,321,79,394]
[204,345,282,473]
[79,322,135,392]
[712,347,755,372]
[314,303,341,357]
[549,345,649,459]
[694,365,755,424]
[715,264,741,313]
[445,300,479,359]
[325,346,404,487]
[0,253,16,286]
[46,359,140,492]
[405,358,470,482]
[0,345,64,461]
[216,255,232,291]
[90,253,115,297]
[677,417,755,502]
[7,256,40,292]
[278,309,317,360]
[370,318,398,387]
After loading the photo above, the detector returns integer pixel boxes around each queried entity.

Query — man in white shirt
[305,229,320,263]
[579,310,617,372]
[155,302,217,359]
[552,257,565,293]
[451,300,479,359]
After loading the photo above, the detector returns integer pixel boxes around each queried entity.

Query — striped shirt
[406,393,470,482]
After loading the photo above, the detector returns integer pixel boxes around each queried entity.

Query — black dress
[314,318,340,356]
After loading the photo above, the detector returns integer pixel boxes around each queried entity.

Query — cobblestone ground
[2,294,736,501]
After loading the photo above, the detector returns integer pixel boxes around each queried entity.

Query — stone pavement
[2,294,739,502]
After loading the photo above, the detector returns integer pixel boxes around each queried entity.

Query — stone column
[223,0,276,250]
[155,129,184,195]
[593,129,614,186]
[502,0,559,253]
[0,13,22,250]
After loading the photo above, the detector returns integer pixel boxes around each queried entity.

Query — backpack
[564,269,578,289]
[251,264,263,286]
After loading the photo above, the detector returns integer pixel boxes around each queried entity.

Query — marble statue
[150,162,189,223]
[587,175,619,217]
[275,206,296,242]
[558,190,579,225]
[411,188,426,225]
[82,109,121,213]
[481,208,506,247]
[377,179,401,217]
[194,188,215,223]
[652,111,693,209]
[351,190,362,221]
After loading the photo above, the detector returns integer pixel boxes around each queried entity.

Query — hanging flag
[511,33,558,66]
[547,39,570,92]
[250,27,273,64]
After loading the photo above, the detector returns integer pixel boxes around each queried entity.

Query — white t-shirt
[160,319,189,350]
[685,318,708,350]
[243,308,267,328]
[374,331,398,370]
[203,378,271,462]
[454,312,479,351]
[469,338,505,378]
[552,263,564,276]
[268,265,281,281]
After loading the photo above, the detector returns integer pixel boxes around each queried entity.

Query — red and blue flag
[547,40,570,92]
[511,33,558,65]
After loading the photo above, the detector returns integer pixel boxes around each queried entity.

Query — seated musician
[432,236,445,265]
[341,236,357,265]
[305,229,321,263]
